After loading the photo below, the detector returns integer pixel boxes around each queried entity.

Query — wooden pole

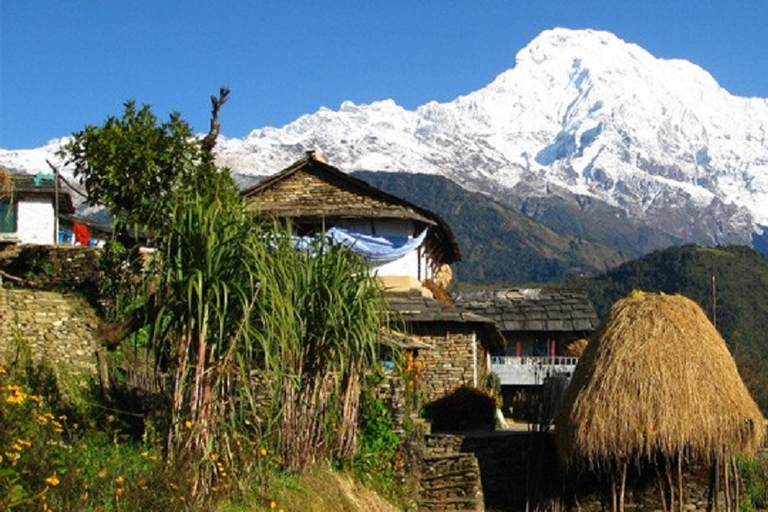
[677,454,684,512]
[655,461,669,512]
[619,462,627,512]
[723,456,731,512]
[53,166,59,245]
[732,457,739,511]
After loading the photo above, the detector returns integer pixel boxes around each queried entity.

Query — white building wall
[334,217,433,281]
[17,199,56,245]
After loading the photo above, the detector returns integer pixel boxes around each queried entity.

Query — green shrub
[738,456,768,511]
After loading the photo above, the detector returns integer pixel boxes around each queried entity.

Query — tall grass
[253,233,389,472]
[146,190,390,503]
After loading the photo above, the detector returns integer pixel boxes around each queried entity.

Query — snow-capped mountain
[4,28,768,254]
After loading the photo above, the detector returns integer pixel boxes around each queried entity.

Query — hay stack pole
[556,292,766,512]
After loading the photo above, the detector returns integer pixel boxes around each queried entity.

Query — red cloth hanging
[73,222,90,246]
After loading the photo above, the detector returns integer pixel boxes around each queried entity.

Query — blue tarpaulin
[294,227,427,264]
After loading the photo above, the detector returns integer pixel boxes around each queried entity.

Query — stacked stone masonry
[0,288,99,374]
[413,325,489,404]
[420,434,485,512]
[249,170,411,218]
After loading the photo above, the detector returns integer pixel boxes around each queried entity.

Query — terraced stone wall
[0,288,100,374]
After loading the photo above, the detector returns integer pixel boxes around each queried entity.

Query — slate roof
[241,151,461,264]
[385,290,504,350]
[453,288,599,333]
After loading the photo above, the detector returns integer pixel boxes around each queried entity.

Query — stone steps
[419,438,485,512]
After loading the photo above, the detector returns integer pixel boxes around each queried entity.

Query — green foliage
[252,230,390,472]
[98,240,149,321]
[59,100,238,233]
[0,354,169,511]
[144,190,269,502]
[737,455,768,511]
[345,370,402,496]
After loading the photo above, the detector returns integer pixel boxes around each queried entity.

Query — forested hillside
[354,171,627,283]
[579,244,768,412]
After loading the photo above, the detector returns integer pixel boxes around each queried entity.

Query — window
[0,201,17,233]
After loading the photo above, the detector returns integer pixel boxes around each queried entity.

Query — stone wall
[411,324,489,403]
[422,430,745,511]
[419,434,485,511]
[0,288,100,374]
[1,245,101,291]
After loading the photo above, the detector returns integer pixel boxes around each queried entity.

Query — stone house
[455,288,599,387]
[386,291,503,403]
[1,173,74,245]
[242,150,460,294]
[242,151,502,403]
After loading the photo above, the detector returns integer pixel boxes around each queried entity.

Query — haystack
[556,292,765,470]
[0,165,12,201]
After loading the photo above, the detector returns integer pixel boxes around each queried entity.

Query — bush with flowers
[0,347,176,511]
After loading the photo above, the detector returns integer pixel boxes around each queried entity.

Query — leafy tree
[59,89,236,233]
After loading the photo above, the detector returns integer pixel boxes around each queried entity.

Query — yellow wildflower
[260,447,268,456]
[115,487,124,497]
[0,366,6,374]
[45,475,60,486]
[97,467,109,478]
[185,420,193,429]
[17,439,32,447]
[270,502,277,509]
[5,391,24,405]
[115,476,125,486]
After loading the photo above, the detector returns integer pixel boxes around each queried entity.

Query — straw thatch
[556,292,765,470]
[0,166,12,201]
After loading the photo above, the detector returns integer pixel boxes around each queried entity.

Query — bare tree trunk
[707,456,716,512]
[201,87,230,164]
[666,456,675,512]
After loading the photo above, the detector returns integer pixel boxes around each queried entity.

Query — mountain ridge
[3,27,767,261]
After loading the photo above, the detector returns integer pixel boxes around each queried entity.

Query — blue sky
[2,1,767,149]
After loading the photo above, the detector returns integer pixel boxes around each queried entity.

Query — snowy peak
[3,28,768,255]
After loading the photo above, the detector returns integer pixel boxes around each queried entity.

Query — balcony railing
[491,356,579,386]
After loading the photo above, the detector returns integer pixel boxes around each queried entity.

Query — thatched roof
[556,292,765,469]
[0,166,12,201]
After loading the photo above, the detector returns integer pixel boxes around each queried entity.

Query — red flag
[73,222,90,246]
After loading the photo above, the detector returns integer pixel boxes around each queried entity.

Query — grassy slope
[353,171,627,284]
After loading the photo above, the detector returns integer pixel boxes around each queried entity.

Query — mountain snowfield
[3,28,768,250]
